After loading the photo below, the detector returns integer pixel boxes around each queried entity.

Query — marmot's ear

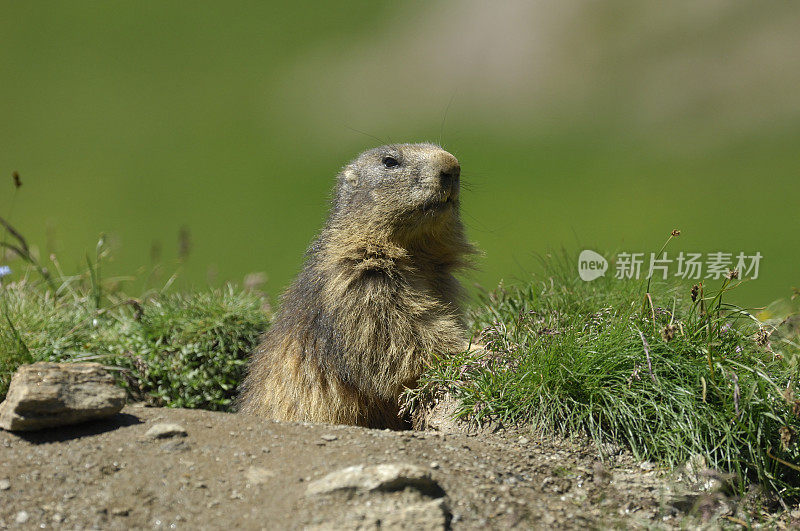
[342,168,358,187]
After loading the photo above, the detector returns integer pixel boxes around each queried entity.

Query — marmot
[238,143,475,429]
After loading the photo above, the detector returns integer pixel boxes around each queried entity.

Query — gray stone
[306,463,443,497]
[0,362,126,431]
[0,478,10,490]
[145,423,187,439]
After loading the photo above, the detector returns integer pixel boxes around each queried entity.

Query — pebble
[306,463,442,497]
[145,423,188,439]
[0,478,10,490]
[320,434,338,442]
[15,511,29,524]
[246,466,276,485]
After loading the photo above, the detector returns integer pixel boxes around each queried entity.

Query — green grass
[409,250,800,500]
[0,227,270,410]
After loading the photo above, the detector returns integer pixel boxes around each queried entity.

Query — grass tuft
[0,213,270,411]
[0,277,269,410]
[410,251,800,499]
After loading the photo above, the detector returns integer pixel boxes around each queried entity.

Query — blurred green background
[1,2,798,308]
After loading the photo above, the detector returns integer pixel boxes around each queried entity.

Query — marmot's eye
[382,156,399,168]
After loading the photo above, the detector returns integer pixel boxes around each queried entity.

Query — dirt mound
[0,405,755,529]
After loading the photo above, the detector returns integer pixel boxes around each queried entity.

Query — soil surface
[0,405,792,530]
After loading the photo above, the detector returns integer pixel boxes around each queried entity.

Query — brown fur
[237,143,475,429]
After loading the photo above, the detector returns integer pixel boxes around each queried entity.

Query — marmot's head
[331,143,462,238]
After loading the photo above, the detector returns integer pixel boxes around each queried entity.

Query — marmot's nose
[439,162,460,189]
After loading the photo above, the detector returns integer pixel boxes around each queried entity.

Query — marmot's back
[237,143,475,429]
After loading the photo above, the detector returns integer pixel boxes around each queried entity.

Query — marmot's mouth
[420,195,456,214]
[442,189,459,206]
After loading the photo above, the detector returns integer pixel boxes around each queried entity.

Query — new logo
[578,250,608,281]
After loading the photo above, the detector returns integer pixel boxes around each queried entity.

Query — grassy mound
[409,253,800,499]
[1,213,270,410]
[0,277,269,411]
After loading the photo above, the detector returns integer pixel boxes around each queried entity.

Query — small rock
[681,453,707,484]
[111,507,130,516]
[320,434,338,442]
[0,362,126,431]
[245,466,276,485]
[0,478,10,490]
[430,461,440,470]
[145,423,188,439]
[592,462,611,485]
[15,511,29,524]
[517,437,529,445]
[306,463,444,497]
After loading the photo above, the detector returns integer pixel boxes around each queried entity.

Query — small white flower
[0,265,11,278]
